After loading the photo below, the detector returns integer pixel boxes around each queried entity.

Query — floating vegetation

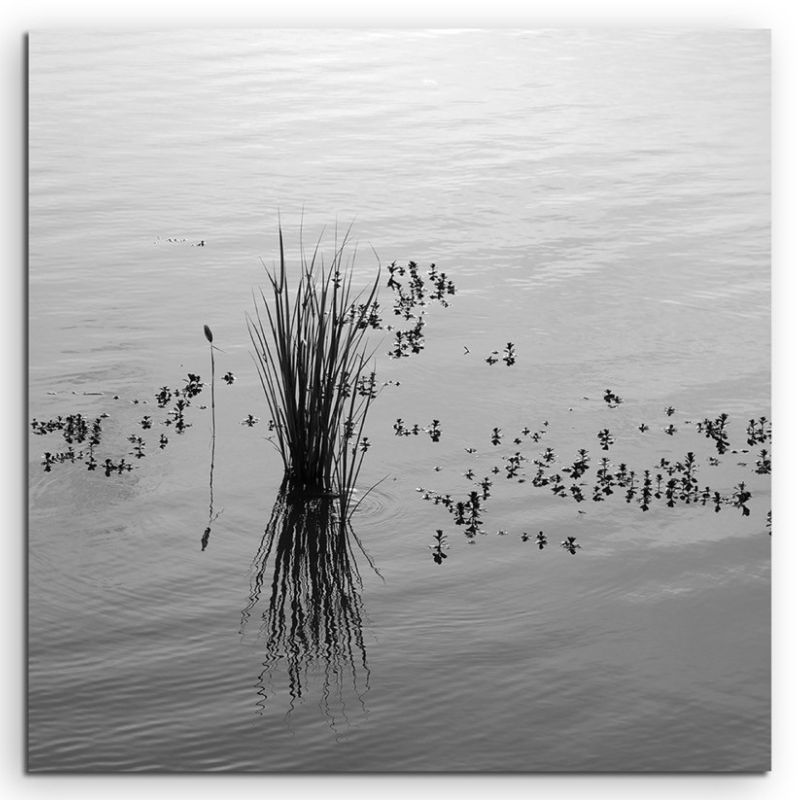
[430,529,448,564]
[31,412,94,442]
[504,452,524,479]
[103,457,132,476]
[731,482,752,516]
[348,299,382,330]
[155,387,172,408]
[183,373,204,398]
[32,224,770,568]
[597,429,614,450]
[484,341,517,366]
[32,341,771,569]
[385,260,454,358]
[34,412,106,472]
[156,236,206,247]
[593,457,614,501]
[524,425,546,443]
[560,536,581,555]
[603,389,622,407]
[41,450,68,471]
[167,397,191,432]
[356,371,378,399]
[746,417,771,446]
[393,418,441,441]
[31,368,211,478]
[754,449,771,474]
[697,413,730,454]
[413,390,770,558]
[127,435,146,459]
[388,320,425,358]
[565,449,590,480]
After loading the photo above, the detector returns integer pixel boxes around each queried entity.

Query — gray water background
[27,29,770,772]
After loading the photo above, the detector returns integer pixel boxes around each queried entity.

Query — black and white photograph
[23,17,778,780]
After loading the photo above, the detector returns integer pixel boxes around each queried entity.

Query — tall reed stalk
[202,324,217,551]
[248,227,380,511]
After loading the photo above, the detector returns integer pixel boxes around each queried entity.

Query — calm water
[28,29,770,772]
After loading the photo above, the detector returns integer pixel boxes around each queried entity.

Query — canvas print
[27,29,770,772]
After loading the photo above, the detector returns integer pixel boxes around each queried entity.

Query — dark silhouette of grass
[248,226,381,514]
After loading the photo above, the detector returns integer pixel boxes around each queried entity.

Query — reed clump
[248,227,381,511]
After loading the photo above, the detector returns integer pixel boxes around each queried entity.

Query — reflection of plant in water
[240,480,374,725]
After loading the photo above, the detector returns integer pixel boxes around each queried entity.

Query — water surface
[28,29,770,772]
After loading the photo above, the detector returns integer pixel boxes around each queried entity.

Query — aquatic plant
[754,449,771,474]
[430,529,448,564]
[204,324,216,442]
[603,389,622,406]
[415,393,771,558]
[202,325,222,551]
[248,227,381,510]
[561,536,581,555]
[31,368,211,479]
[597,428,614,450]
[746,417,771,446]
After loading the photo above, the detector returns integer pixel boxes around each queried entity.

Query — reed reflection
[241,479,372,725]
